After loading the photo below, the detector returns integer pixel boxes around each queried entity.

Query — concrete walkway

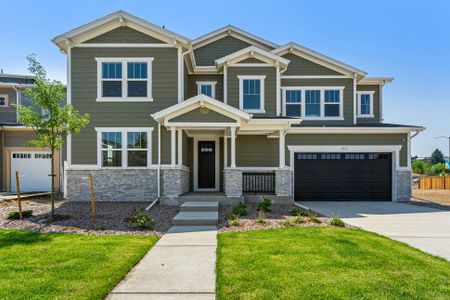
[108,226,217,300]
[298,201,450,261]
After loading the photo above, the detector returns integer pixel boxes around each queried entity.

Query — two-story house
[0,73,63,193]
[53,11,424,205]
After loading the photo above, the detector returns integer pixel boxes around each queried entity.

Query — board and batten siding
[70,47,178,165]
[285,133,409,167]
[227,66,277,116]
[281,78,354,125]
[357,85,381,124]
[194,36,251,66]
[186,74,223,101]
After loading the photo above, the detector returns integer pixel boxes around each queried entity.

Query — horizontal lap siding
[282,53,343,76]
[227,67,277,116]
[0,89,17,124]
[285,133,408,167]
[71,47,178,165]
[357,85,381,124]
[0,132,2,190]
[84,27,165,43]
[170,108,235,122]
[186,74,223,101]
[194,36,251,66]
[235,135,278,167]
[281,78,354,125]
[4,131,36,147]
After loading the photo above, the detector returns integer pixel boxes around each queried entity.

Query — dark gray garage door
[294,153,392,201]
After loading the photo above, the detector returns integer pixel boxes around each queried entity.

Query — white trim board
[238,75,266,114]
[193,136,220,192]
[196,81,217,99]
[357,91,375,118]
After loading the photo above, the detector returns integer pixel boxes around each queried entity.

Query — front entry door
[198,141,215,189]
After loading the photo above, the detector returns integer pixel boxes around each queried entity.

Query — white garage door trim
[10,151,52,193]
[287,145,402,202]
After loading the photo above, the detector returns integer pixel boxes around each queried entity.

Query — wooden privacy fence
[418,176,450,189]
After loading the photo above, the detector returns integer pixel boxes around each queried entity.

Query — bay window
[96,58,153,101]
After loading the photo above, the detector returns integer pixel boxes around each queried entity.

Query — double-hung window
[238,75,265,113]
[0,94,9,107]
[97,128,153,168]
[96,58,153,101]
[196,81,216,98]
[283,87,344,119]
[357,91,375,118]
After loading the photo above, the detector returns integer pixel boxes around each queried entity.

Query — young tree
[16,54,90,217]
[431,148,445,165]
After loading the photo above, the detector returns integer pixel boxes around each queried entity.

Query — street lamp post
[436,136,450,165]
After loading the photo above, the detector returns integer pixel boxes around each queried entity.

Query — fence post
[89,174,96,223]
[15,171,23,220]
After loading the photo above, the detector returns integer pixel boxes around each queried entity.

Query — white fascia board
[358,77,395,85]
[215,46,289,67]
[272,42,367,77]
[192,25,279,50]
[53,10,189,52]
[288,126,425,134]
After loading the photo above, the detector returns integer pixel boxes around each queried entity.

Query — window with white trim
[238,75,265,113]
[196,81,216,98]
[0,94,8,107]
[96,58,153,102]
[357,91,375,118]
[282,87,344,119]
[97,128,153,168]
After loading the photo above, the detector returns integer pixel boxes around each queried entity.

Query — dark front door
[198,141,215,189]
[294,153,392,201]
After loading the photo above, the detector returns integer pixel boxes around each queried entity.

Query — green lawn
[217,227,450,300]
[0,229,158,300]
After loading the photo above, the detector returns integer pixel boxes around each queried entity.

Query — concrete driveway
[298,201,450,261]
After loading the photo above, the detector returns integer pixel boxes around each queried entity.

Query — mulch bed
[218,204,343,233]
[0,198,178,236]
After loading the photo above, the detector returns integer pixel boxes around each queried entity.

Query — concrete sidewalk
[107,226,217,300]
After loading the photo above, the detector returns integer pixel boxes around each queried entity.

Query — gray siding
[0,89,17,124]
[234,135,279,167]
[186,74,223,101]
[170,108,235,123]
[4,131,36,147]
[285,133,408,167]
[84,27,165,44]
[70,47,178,165]
[357,85,381,124]
[282,78,354,125]
[240,57,265,63]
[194,36,250,66]
[227,66,277,116]
[282,53,343,76]
[0,131,3,191]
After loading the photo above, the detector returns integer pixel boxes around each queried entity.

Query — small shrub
[288,208,301,216]
[283,219,293,227]
[331,218,345,227]
[258,196,272,212]
[288,208,313,217]
[256,210,265,224]
[126,209,155,229]
[309,216,322,224]
[412,160,429,174]
[228,219,240,227]
[232,202,248,216]
[294,216,305,224]
[7,210,33,220]
[225,211,238,221]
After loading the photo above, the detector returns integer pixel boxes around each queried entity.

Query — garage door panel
[11,152,52,193]
[295,152,391,201]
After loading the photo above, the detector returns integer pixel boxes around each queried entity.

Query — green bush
[288,208,311,217]
[412,160,429,174]
[225,211,238,221]
[126,209,155,229]
[282,219,293,227]
[294,216,305,224]
[228,219,240,227]
[330,218,345,227]
[431,163,447,176]
[258,197,272,212]
[7,210,33,220]
[309,216,322,224]
[232,202,248,216]
[288,208,301,216]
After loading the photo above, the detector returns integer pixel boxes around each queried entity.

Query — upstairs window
[238,75,266,113]
[96,58,153,102]
[0,94,9,107]
[283,87,344,119]
[357,91,375,118]
[196,81,216,98]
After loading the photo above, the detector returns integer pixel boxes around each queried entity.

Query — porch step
[172,211,219,226]
[178,194,244,205]
[180,201,219,212]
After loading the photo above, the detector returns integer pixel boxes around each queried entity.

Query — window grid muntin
[243,79,261,110]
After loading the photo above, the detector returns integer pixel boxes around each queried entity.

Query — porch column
[177,128,183,166]
[224,135,228,168]
[279,129,285,168]
[230,127,236,168]
[171,127,176,167]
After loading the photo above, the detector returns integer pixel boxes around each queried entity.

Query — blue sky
[1,0,449,157]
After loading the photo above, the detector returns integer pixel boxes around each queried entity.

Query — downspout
[146,122,162,210]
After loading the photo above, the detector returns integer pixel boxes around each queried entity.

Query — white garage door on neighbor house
[10,152,52,193]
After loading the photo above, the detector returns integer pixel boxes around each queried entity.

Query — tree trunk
[51,148,55,217]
